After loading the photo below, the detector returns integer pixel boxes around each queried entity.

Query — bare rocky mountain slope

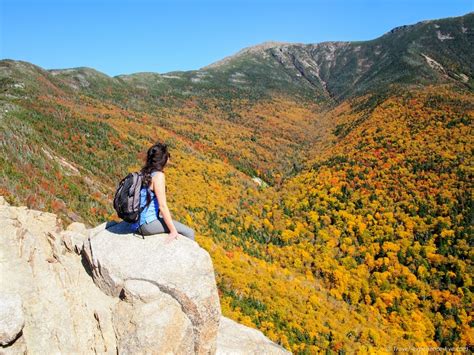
[8,13,469,104]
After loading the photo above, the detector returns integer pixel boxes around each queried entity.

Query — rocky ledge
[0,197,290,354]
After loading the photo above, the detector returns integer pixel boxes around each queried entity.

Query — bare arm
[151,172,178,234]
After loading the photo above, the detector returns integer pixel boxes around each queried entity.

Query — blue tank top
[131,171,160,231]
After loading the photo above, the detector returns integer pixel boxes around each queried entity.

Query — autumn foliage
[1,75,472,353]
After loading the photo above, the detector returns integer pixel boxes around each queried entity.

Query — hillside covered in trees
[0,12,473,353]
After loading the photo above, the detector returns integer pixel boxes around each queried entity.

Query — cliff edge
[0,197,290,354]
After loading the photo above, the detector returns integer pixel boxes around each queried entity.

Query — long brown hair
[140,142,170,206]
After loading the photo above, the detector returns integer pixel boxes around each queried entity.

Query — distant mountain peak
[202,41,295,69]
[2,12,472,102]
[49,67,111,79]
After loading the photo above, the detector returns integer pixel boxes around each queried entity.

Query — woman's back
[131,142,195,241]
[132,171,160,230]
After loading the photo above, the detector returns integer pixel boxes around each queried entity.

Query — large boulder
[217,316,291,354]
[0,199,290,354]
[0,202,118,354]
[83,221,222,355]
[60,221,89,254]
[113,287,194,354]
[0,293,24,346]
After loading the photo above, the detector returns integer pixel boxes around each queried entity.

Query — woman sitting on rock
[132,142,195,242]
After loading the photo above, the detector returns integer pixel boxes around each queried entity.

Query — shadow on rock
[104,221,143,238]
[80,251,94,278]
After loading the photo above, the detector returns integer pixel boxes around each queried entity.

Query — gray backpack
[113,172,143,223]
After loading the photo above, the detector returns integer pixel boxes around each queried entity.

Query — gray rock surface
[60,232,85,254]
[0,201,118,354]
[217,316,291,355]
[113,289,194,354]
[0,199,290,354]
[83,221,222,354]
[0,293,24,346]
[61,222,89,254]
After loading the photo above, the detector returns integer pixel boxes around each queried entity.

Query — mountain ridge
[2,12,467,104]
[15,12,467,78]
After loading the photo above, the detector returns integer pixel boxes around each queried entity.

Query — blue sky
[1,0,472,76]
